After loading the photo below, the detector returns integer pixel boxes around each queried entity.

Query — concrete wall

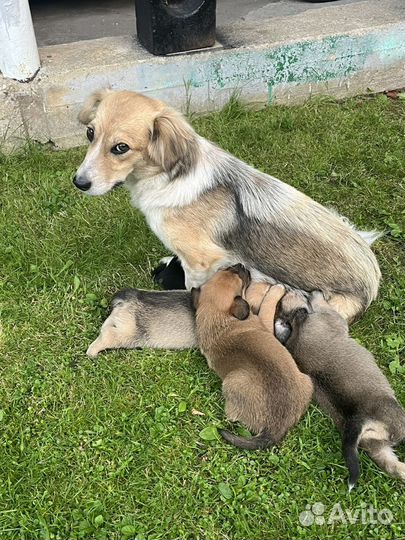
[1,0,404,150]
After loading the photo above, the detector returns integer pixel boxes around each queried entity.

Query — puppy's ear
[78,89,112,125]
[230,296,250,320]
[291,307,309,326]
[190,287,201,310]
[147,109,198,173]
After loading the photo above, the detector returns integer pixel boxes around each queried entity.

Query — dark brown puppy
[192,266,313,449]
[283,290,405,488]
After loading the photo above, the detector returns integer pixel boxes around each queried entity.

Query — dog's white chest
[145,208,173,250]
[128,183,172,250]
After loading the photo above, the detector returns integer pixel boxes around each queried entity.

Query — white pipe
[0,0,40,81]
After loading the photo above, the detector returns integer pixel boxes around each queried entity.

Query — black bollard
[135,0,216,56]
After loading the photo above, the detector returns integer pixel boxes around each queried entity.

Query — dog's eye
[86,127,95,142]
[111,143,130,155]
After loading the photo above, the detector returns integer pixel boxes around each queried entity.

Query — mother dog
[74,89,380,321]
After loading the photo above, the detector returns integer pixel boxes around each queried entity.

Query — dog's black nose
[73,175,91,191]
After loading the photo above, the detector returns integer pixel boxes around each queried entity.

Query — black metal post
[135,0,216,56]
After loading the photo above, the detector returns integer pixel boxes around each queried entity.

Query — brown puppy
[283,291,405,488]
[192,265,313,449]
[87,288,196,357]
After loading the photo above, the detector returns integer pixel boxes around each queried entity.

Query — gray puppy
[87,288,196,357]
[283,291,405,489]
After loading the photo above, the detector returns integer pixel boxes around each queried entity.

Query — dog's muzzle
[73,175,91,191]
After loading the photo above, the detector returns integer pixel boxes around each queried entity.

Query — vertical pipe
[0,0,40,81]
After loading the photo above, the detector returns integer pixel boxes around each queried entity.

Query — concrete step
[1,0,404,149]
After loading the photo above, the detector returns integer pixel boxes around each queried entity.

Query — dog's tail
[356,229,383,246]
[219,428,273,450]
[342,417,363,491]
[327,209,383,246]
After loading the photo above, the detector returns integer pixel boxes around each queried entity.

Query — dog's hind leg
[87,327,122,358]
[222,369,268,438]
[362,439,405,482]
[258,285,286,332]
[327,293,364,323]
[86,308,137,357]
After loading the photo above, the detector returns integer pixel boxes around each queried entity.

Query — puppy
[74,89,381,322]
[86,288,196,357]
[152,256,185,290]
[283,291,405,488]
[192,265,313,449]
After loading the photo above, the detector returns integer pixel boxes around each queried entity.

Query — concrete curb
[1,0,404,150]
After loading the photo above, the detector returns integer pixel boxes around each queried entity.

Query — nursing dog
[74,89,381,321]
[86,288,196,357]
[282,290,405,488]
[192,265,313,449]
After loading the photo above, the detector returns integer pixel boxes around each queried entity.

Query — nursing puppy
[74,89,381,322]
[283,291,405,488]
[192,265,313,449]
[86,288,196,357]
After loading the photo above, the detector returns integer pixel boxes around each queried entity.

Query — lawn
[0,95,404,540]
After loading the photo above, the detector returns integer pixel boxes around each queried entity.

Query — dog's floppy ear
[291,307,309,326]
[78,89,112,125]
[191,287,201,310]
[230,296,250,320]
[147,108,198,173]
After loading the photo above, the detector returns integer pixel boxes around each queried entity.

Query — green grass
[0,95,404,540]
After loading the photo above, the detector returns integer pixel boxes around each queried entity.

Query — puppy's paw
[269,284,285,293]
[266,284,286,303]
[245,282,271,313]
[396,462,405,483]
[86,339,101,358]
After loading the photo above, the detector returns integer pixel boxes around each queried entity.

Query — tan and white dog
[74,89,381,321]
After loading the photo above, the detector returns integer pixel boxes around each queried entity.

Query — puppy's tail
[219,428,273,450]
[342,418,363,491]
